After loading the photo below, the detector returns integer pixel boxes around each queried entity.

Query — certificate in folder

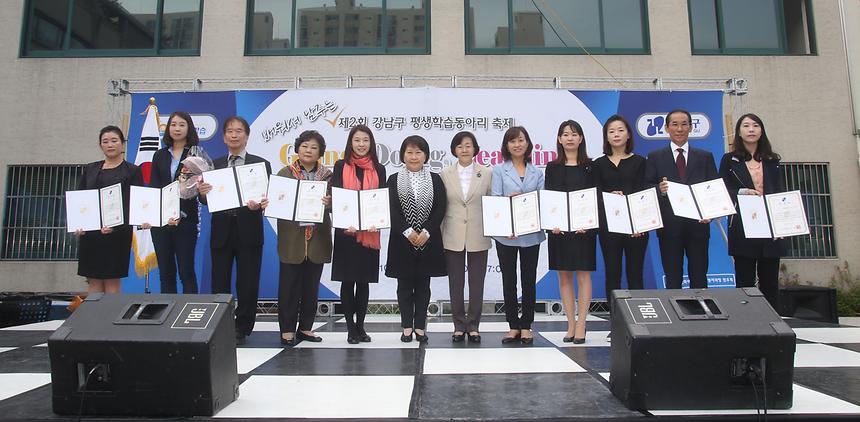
[331,187,391,230]
[538,188,599,232]
[737,190,809,239]
[264,175,327,223]
[602,187,663,235]
[129,181,180,227]
[65,182,125,232]
[481,191,541,237]
[666,178,735,220]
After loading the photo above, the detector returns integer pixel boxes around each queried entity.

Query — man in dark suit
[645,109,718,289]
[198,116,271,344]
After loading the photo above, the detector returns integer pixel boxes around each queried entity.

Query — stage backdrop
[123,88,735,301]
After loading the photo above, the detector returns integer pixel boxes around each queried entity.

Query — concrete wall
[0,0,857,292]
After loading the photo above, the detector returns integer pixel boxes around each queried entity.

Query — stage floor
[1,313,859,421]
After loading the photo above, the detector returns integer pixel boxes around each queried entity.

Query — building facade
[0,0,858,292]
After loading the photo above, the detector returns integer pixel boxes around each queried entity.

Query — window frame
[464,0,651,55]
[780,162,836,259]
[244,0,431,56]
[687,0,816,56]
[19,0,204,58]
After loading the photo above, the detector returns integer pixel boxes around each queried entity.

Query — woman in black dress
[593,115,648,314]
[386,136,447,343]
[545,120,596,343]
[718,113,785,309]
[75,126,143,293]
[331,124,386,344]
[148,111,200,293]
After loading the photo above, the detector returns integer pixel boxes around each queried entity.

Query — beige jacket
[440,163,493,252]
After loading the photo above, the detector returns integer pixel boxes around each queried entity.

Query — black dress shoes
[452,333,465,342]
[297,331,322,342]
[400,331,413,343]
[468,333,481,343]
[572,337,586,344]
[415,332,429,343]
[563,335,575,343]
[501,333,521,344]
[358,328,372,343]
[281,336,297,346]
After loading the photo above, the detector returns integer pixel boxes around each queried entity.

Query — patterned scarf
[289,159,332,240]
[397,168,434,250]
[342,155,381,250]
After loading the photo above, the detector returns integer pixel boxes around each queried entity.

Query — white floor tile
[794,343,860,367]
[599,372,610,382]
[252,321,325,332]
[293,332,419,349]
[423,348,586,375]
[0,320,64,331]
[0,347,15,354]
[236,348,283,374]
[32,343,47,348]
[649,384,860,416]
[539,331,611,347]
[794,327,860,344]
[426,321,509,333]
[214,375,414,418]
[0,373,52,401]
[839,317,860,327]
[359,315,403,323]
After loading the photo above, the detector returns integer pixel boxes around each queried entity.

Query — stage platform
[0,313,859,421]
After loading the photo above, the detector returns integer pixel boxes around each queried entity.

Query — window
[781,163,835,259]
[247,0,429,55]
[688,0,815,55]
[2,165,85,261]
[466,0,650,54]
[20,0,203,57]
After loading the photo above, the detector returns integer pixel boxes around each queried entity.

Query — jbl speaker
[49,294,239,416]
[779,286,839,324]
[609,288,795,410]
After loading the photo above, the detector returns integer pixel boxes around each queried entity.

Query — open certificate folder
[65,182,125,232]
[667,178,736,220]
[602,188,663,235]
[539,188,599,232]
[264,175,327,223]
[331,187,391,230]
[737,190,810,238]
[128,181,180,227]
[481,191,541,237]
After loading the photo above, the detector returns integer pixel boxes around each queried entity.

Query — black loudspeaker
[610,288,795,410]
[779,286,839,324]
[49,293,239,416]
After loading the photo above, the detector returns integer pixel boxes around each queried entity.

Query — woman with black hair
[386,135,447,343]
[719,113,785,309]
[148,111,201,293]
[75,126,143,293]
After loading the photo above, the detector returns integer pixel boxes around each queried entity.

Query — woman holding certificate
[545,120,597,344]
[593,115,648,312]
[492,126,546,344]
[148,111,200,294]
[441,131,492,343]
[75,126,143,293]
[277,130,332,345]
[718,114,785,310]
[331,125,386,344]
[386,136,447,343]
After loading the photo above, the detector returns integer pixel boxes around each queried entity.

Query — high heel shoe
[280,334,297,346]
[520,329,534,344]
[415,331,429,343]
[452,332,465,342]
[501,331,521,344]
[467,332,481,343]
[572,321,587,344]
[358,327,372,343]
[400,330,413,343]
[297,331,322,342]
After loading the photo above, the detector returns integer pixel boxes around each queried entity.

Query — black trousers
[211,219,262,336]
[495,242,540,330]
[659,234,709,289]
[340,282,369,332]
[278,260,323,333]
[599,232,648,294]
[445,250,488,333]
[734,256,781,310]
[397,275,431,330]
[152,219,198,294]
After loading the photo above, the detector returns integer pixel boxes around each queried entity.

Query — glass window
[467,0,649,54]
[247,0,429,54]
[781,163,835,258]
[20,0,202,57]
[689,0,815,55]
[1,165,84,261]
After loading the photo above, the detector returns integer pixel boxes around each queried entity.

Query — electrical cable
[77,365,99,422]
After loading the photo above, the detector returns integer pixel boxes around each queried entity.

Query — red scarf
[342,156,380,250]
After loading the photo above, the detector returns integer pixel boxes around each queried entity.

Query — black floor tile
[794,367,860,406]
[0,331,53,348]
[417,372,643,420]
[250,348,420,376]
[559,347,612,373]
[830,343,860,353]
[0,347,50,373]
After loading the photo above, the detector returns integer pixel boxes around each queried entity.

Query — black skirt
[547,231,597,271]
[330,229,380,283]
[77,226,133,279]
